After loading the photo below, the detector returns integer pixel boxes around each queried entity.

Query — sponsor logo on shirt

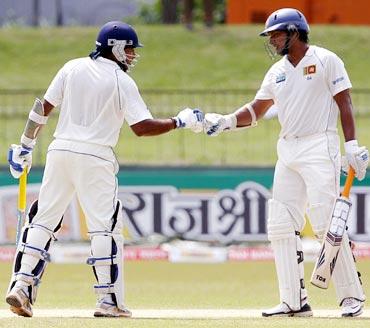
[303,65,316,75]
[332,76,345,85]
[275,73,286,83]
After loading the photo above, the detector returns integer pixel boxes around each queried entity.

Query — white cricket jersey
[44,57,153,148]
[255,46,352,138]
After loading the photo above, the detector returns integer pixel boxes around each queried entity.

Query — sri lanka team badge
[304,65,316,75]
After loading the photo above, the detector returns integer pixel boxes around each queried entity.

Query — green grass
[0,25,369,165]
[0,260,370,327]
[1,25,370,89]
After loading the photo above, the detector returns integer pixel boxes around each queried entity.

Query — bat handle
[342,166,355,198]
[16,168,28,246]
[18,168,28,211]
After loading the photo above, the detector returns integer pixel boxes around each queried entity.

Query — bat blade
[310,197,351,288]
[310,167,355,289]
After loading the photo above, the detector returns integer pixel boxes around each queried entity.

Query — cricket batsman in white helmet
[203,8,368,317]
[6,21,203,318]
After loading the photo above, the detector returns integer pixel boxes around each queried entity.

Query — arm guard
[224,103,258,132]
[235,103,258,128]
[21,98,48,148]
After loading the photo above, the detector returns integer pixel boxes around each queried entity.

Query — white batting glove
[8,144,33,178]
[204,113,237,137]
[344,140,369,181]
[173,108,204,133]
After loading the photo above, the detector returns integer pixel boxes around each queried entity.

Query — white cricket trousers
[273,132,341,231]
[33,139,120,232]
[271,132,365,305]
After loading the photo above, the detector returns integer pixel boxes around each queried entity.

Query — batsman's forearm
[234,100,272,127]
[335,89,356,141]
[340,109,356,142]
[131,118,176,136]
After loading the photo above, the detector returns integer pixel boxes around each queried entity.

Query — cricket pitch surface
[1,308,370,318]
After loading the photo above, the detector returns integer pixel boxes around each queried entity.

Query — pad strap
[94,283,117,294]
[86,255,118,266]
[27,223,57,241]
[15,272,36,284]
[88,230,114,238]
[19,243,51,262]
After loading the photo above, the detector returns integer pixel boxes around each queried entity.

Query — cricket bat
[310,166,355,289]
[16,168,27,246]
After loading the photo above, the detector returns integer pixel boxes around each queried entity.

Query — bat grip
[18,168,28,211]
[342,166,355,198]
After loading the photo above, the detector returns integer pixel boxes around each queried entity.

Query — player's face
[268,31,288,55]
[124,47,138,65]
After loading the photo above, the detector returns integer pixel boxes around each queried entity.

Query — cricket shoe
[341,297,364,317]
[262,302,313,317]
[5,286,33,317]
[94,300,132,318]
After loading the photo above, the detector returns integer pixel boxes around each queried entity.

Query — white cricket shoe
[94,301,132,318]
[341,297,364,317]
[262,302,313,317]
[5,287,33,317]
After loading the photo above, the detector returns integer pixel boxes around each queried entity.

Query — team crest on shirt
[275,73,286,83]
[303,65,316,75]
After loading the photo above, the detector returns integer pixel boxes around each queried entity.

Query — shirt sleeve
[325,54,352,96]
[119,76,153,126]
[255,69,275,100]
[44,65,67,107]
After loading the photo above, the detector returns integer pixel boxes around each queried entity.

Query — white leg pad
[268,199,307,311]
[87,200,125,310]
[332,233,365,304]
[89,232,124,309]
[7,200,61,305]
[308,202,365,304]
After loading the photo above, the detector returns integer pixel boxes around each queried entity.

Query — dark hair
[89,46,112,60]
[298,30,309,43]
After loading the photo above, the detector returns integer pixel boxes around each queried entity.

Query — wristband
[20,134,36,149]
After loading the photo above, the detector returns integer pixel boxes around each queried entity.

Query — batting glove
[173,108,204,133]
[8,144,33,179]
[344,140,369,181]
[203,113,237,136]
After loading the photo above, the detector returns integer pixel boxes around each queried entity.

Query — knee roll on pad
[8,200,63,304]
[87,200,125,310]
[267,199,296,241]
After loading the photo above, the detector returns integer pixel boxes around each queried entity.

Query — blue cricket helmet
[260,8,310,36]
[96,21,143,49]
[90,21,142,59]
